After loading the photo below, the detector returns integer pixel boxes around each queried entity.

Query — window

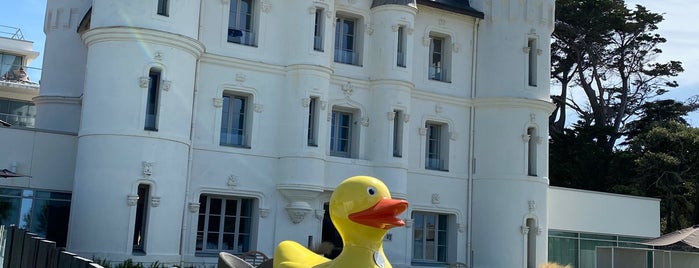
[334,15,361,65]
[0,188,72,247]
[307,97,319,146]
[392,110,403,157]
[220,93,251,147]
[228,0,256,46]
[527,127,537,176]
[144,69,161,131]
[313,9,324,51]
[528,38,538,86]
[412,212,450,263]
[425,122,448,171]
[0,98,36,127]
[397,26,406,67]
[0,52,23,80]
[428,34,450,82]
[196,195,254,254]
[526,218,537,268]
[157,0,169,16]
[133,184,151,253]
[330,107,358,158]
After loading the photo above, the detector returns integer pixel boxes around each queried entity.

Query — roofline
[416,0,485,19]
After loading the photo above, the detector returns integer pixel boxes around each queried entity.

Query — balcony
[1,64,40,92]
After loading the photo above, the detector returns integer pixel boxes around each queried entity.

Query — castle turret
[65,0,203,262]
[468,0,555,267]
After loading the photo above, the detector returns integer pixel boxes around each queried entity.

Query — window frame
[220,92,252,148]
[132,184,151,254]
[425,122,449,171]
[144,69,161,131]
[196,195,255,255]
[428,33,451,82]
[392,110,404,157]
[334,13,362,66]
[527,37,538,87]
[397,26,407,68]
[307,97,320,146]
[411,211,451,264]
[329,107,359,158]
[156,0,169,17]
[313,8,325,52]
[227,0,257,46]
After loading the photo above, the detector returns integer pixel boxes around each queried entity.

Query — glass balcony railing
[1,64,41,86]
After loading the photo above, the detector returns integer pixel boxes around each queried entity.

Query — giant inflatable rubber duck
[274,176,408,268]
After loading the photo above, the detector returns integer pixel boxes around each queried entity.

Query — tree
[550,0,683,152]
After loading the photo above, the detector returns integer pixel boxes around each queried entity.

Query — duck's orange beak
[349,198,408,230]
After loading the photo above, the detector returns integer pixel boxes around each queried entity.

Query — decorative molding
[188,202,200,213]
[391,24,400,32]
[327,112,332,122]
[403,114,410,123]
[431,193,440,204]
[342,82,354,97]
[127,195,139,206]
[450,131,458,141]
[452,43,461,53]
[261,1,272,13]
[286,205,312,224]
[435,104,443,114]
[407,28,414,35]
[422,36,430,46]
[528,200,536,212]
[139,77,149,88]
[302,97,311,108]
[151,196,161,207]
[404,218,414,228]
[522,134,531,142]
[154,51,163,61]
[521,226,530,235]
[360,117,370,127]
[536,226,543,235]
[387,111,396,121]
[523,46,531,54]
[530,113,536,122]
[259,208,270,218]
[458,223,466,233]
[254,103,264,113]
[277,186,322,224]
[161,80,171,91]
[308,6,317,14]
[213,97,223,108]
[438,18,446,26]
[227,174,239,188]
[235,73,246,83]
[365,24,374,35]
[315,209,325,220]
[537,49,543,55]
[142,161,154,178]
[418,127,427,136]
[320,101,327,110]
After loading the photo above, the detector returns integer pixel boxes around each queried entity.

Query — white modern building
[0,0,660,267]
[0,25,40,128]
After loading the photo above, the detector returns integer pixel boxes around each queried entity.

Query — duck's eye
[367,186,377,196]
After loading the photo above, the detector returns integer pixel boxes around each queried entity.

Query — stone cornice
[33,95,82,105]
[82,27,205,58]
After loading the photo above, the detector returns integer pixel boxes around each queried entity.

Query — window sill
[333,61,363,67]
[220,144,251,149]
[411,261,449,267]
[425,167,449,172]
[227,41,258,48]
[144,128,158,132]
[428,78,452,84]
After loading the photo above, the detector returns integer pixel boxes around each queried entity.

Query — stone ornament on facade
[404,218,414,228]
[320,101,327,110]
[403,114,410,123]
[254,103,263,113]
[261,1,272,13]
[458,223,466,233]
[422,36,431,46]
[341,82,354,97]
[452,43,461,53]
[528,200,536,212]
[142,161,154,177]
[391,24,400,32]
[188,202,200,213]
[139,77,149,88]
[161,80,171,91]
[387,111,396,121]
[302,97,311,107]
[407,28,414,35]
[259,208,270,218]
[127,195,139,206]
[450,131,458,141]
[154,51,163,61]
[435,104,443,114]
[418,127,427,136]
[521,226,529,235]
[523,46,531,54]
[235,73,246,83]
[213,97,223,108]
[365,24,374,35]
[431,193,440,204]
[286,207,311,224]
[227,174,239,188]
[315,209,325,220]
[151,196,161,207]
[360,117,370,127]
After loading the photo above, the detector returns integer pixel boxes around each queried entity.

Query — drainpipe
[179,0,204,264]
[467,17,480,268]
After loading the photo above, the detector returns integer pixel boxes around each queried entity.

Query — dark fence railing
[0,225,104,268]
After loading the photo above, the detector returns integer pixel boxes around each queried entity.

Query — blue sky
[2,0,698,124]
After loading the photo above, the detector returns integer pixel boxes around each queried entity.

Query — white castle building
[0,0,660,267]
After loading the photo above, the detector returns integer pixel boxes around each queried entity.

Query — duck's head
[329,176,408,245]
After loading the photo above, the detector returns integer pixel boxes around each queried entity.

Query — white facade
[0,0,655,267]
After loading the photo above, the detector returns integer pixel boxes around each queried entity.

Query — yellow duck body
[273,176,409,268]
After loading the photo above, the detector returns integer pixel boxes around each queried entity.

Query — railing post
[36,240,57,268]
[8,228,25,268]
[20,232,40,268]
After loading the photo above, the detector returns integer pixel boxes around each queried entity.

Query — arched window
[133,184,151,253]
[526,218,537,268]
